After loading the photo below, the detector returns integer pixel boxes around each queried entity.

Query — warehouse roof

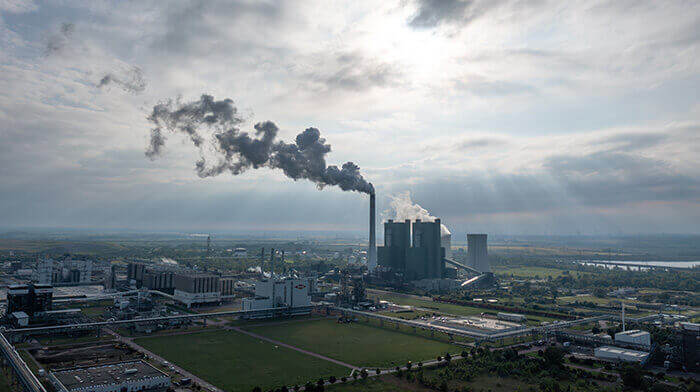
[52,361,167,391]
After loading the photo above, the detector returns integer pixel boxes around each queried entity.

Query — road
[103,328,224,392]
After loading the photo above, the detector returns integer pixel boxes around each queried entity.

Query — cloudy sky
[1,0,699,235]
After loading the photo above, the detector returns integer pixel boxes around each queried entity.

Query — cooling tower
[368,191,377,270]
[467,234,489,273]
[441,232,452,259]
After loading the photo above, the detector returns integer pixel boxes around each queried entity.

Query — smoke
[146,94,374,194]
[97,66,147,94]
[45,22,75,56]
[384,191,451,235]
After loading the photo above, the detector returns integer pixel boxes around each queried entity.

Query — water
[578,260,700,270]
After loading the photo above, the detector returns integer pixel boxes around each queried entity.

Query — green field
[135,330,348,391]
[247,319,456,368]
[492,265,585,278]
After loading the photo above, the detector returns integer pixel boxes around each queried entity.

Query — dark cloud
[45,22,75,55]
[407,0,504,29]
[147,95,374,194]
[454,137,508,150]
[97,66,147,94]
[304,52,401,92]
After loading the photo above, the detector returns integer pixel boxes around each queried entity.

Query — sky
[0,0,699,236]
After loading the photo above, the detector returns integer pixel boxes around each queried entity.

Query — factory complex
[50,361,170,392]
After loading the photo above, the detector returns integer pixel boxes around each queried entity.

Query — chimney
[270,248,275,278]
[368,189,377,270]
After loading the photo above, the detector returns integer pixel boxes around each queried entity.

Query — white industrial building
[50,360,170,392]
[242,278,312,316]
[615,329,651,348]
[232,248,247,258]
[594,346,649,363]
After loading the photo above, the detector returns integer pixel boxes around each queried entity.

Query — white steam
[384,191,451,236]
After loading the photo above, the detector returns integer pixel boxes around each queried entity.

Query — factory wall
[242,278,312,312]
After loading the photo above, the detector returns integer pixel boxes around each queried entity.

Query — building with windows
[173,273,221,307]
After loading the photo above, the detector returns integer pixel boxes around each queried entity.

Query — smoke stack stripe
[369,190,377,270]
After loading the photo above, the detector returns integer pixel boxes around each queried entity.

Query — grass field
[135,330,348,391]
[247,319,456,368]
[0,368,16,392]
[367,291,485,317]
[492,265,585,278]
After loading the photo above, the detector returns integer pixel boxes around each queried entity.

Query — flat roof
[616,329,649,337]
[596,346,649,358]
[52,361,167,391]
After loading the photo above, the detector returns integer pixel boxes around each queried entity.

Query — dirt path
[229,326,359,370]
[104,328,224,392]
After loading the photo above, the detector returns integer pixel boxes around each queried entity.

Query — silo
[467,234,489,273]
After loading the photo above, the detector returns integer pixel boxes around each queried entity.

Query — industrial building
[127,262,176,293]
[34,259,93,285]
[679,322,699,372]
[232,248,247,258]
[242,278,312,316]
[377,219,445,280]
[497,312,527,323]
[594,346,649,363]
[466,234,490,273]
[173,273,221,307]
[6,284,53,316]
[615,329,651,348]
[50,360,170,392]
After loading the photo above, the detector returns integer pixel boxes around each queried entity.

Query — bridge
[3,306,313,339]
[0,331,47,392]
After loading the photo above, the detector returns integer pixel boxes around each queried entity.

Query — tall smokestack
[368,188,377,270]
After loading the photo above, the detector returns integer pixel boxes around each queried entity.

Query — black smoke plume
[146,94,374,194]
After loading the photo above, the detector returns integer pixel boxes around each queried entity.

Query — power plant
[377,218,446,280]
[467,234,490,273]
[368,191,377,270]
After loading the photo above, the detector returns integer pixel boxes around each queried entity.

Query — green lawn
[247,319,456,368]
[135,330,348,392]
[367,292,485,317]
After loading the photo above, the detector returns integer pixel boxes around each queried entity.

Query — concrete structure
[615,329,651,348]
[232,248,247,258]
[173,273,221,307]
[368,192,377,270]
[219,277,236,298]
[441,232,452,260]
[377,218,445,280]
[50,360,169,392]
[679,322,699,372]
[497,312,527,323]
[242,278,312,316]
[467,234,490,273]
[594,346,649,363]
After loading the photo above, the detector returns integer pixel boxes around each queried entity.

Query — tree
[328,376,336,384]
[317,378,325,387]
[543,347,565,367]
[375,369,381,375]
[620,364,644,389]
[444,353,452,362]
[252,387,262,392]
[360,369,368,379]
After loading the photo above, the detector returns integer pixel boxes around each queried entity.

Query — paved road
[104,329,224,392]
[230,326,359,370]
